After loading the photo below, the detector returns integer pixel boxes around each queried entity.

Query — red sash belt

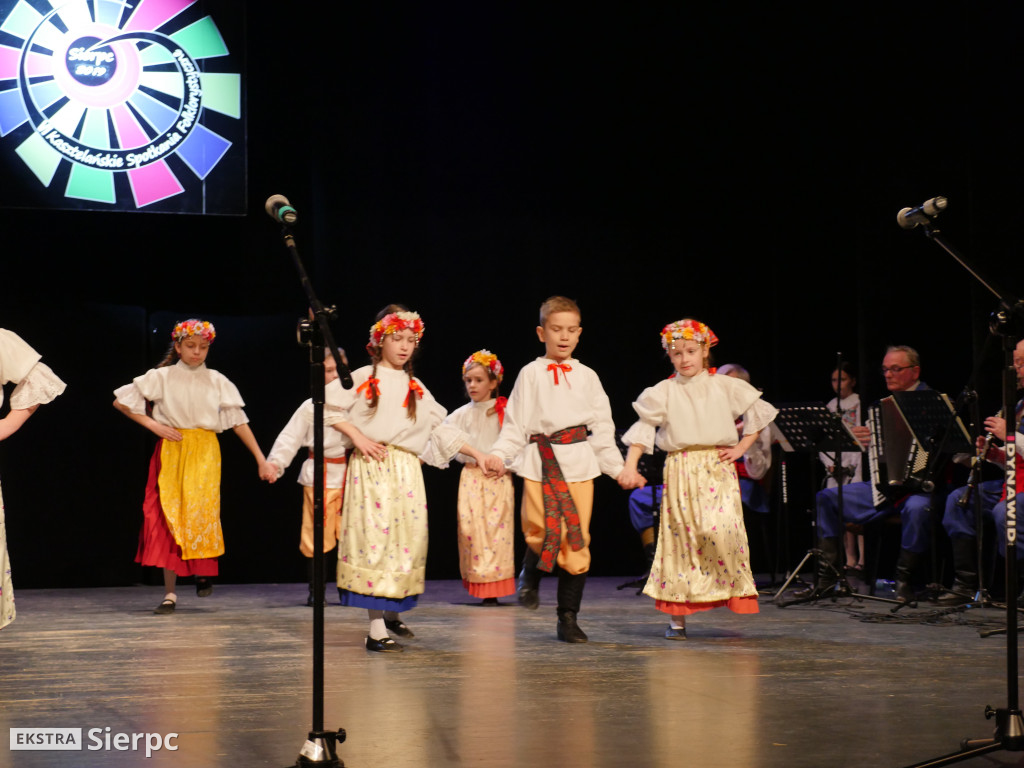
[307,451,347,464]
[529,425,588,572]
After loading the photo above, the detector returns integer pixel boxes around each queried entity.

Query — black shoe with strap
[384,617,414,638]
[365,636,403,653]
[154,598,176,615]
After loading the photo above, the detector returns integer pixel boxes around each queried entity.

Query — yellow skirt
[158,429,224,560]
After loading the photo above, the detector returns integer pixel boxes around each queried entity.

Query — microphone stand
[902,216,1024,767]
[958,388,992,606]
[273,218,348,768]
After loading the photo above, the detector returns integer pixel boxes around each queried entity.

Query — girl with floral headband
[442,349,515,604]
[114,318,271,615]
[324,305,499,652]
[619,318,777,639]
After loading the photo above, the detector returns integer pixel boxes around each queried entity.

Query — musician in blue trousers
[936,479,1008,605]
[798,346,932,604]
[936,338,1024,605]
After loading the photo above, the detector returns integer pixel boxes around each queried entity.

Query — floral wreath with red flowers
[660,318,718,351]
[172,319,216,343]
[462,349,504,382]
[367,311,425,349]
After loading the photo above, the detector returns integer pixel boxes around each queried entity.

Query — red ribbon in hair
[403,379,424,407]
[493,396,508,427]
[547,362,572,385]
[356,377,380,401]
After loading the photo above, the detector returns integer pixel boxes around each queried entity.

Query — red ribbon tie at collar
[547,362,572,385]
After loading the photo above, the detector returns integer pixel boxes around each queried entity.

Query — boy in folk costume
[486,296,644,643]
[262,352,349,606]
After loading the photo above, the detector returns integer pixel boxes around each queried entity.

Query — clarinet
[958,408,1002,509]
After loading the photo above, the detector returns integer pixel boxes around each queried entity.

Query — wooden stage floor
[3,577,1024,768]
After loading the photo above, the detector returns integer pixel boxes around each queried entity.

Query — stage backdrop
[0,0,245,214]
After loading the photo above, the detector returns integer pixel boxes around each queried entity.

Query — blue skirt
[338,589,418,612]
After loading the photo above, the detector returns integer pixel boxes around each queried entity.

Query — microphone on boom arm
[896,196,947,230]
[265,194,298,225]
[266,193,353,388]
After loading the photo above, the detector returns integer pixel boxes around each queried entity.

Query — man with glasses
[935,339,1024,605]
[798,345,931,604]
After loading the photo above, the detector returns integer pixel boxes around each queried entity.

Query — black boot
[642,542,656,578]
[517,548,542,610]
[794,537,845,599]
[895,549,921,605]
[936,537,977,606]
[556,572,588,643]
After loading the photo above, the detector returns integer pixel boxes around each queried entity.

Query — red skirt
[135,441,218,577]
[462,577,516,599]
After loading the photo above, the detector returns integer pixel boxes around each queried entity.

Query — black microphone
[331,348,354,390]
[896,195,947,230]
[265,194,297,225]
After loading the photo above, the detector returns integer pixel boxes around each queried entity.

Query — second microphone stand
[275,221,350,768]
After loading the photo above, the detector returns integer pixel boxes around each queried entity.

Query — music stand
[770,403,899,606]
[891,390,974,467]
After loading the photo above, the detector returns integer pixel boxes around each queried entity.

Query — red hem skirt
[462,577,516,599]
[135,441,218,578]
[655,595,760,616]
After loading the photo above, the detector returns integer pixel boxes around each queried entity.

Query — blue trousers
[816,481,931,554]
[941,480,1003,539]
[628,477,768,533]
[628,486,660,532]
[941,480,1024,558]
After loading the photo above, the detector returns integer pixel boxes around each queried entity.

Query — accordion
[866,396,930,507]
[866,390,972,507]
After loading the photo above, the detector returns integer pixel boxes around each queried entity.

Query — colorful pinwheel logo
[0,0,241,211]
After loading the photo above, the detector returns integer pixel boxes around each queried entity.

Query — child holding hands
[487,296,643,643]
[445,350,515,603]
[620,319,776,639]
[325,306,499,652]
[262,351,349,606]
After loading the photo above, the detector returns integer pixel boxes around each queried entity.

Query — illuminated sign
[0,0,244,213]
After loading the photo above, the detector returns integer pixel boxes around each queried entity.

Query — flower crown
[660,318,718,351]
[368,311,424,348]
[172,319,216,343]
[462,349,504,382]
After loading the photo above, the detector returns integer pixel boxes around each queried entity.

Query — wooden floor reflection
[3,579,1024,767]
